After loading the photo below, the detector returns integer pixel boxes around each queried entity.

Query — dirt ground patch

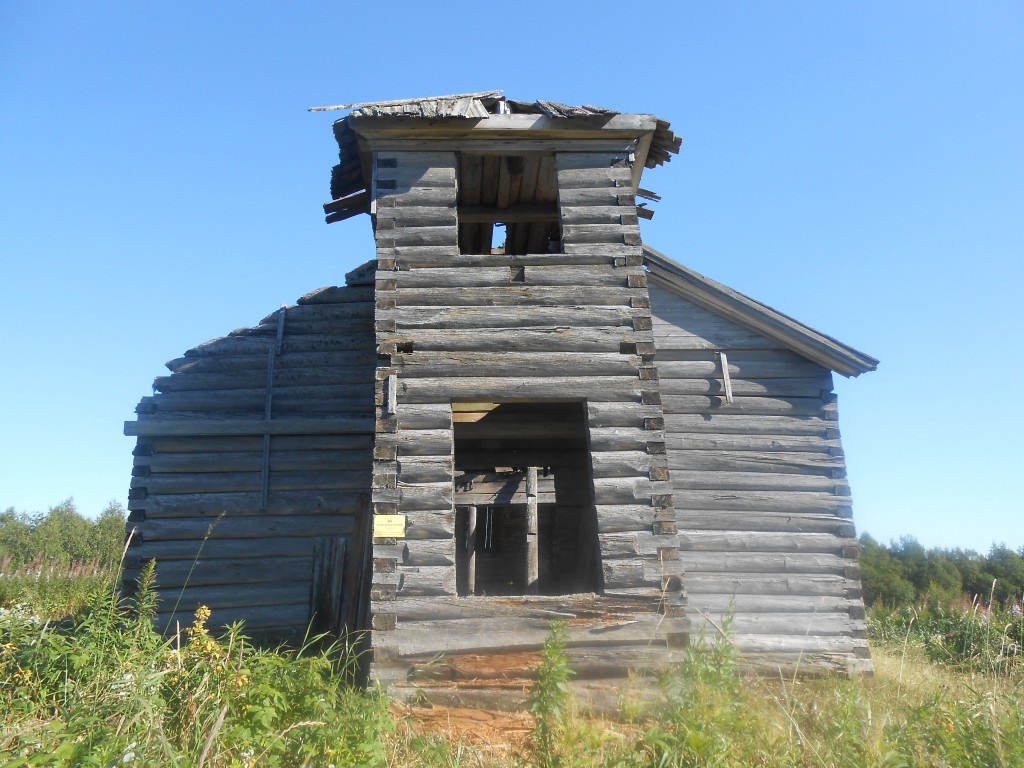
[396,703,534,762]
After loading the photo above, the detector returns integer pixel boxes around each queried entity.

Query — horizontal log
[377,613,682,660]
[156,603,310,634]
[390,248,616,269]
[156,581,311,611]
[132,469,369,494]
[124,556,313,588]
[137,433,374,455]
[660,395,831,418]
[397,376,651,403]
[685,572,856,597]
[677,531,855,554]
[183,332,374,358]
[138,513,356,541]
[128,489,366,518]
[379,305,636,330]
[395,351,639,378]
[664,433,839,453]
[390,285,644,308]
[691,594,854,613]
[671,471,846,493]
[386,265,633,289]
[669,450,843,476]
[673,490,850,513]
[130,536,318,561]
[393,326,645,353]
[154,367,374,392]
[138,449,372,474]
[166,350,377,375]
[664,413,832,437]
[655,358,826,379]
[676,510,854,535]
[681,551,852,575]
[296,285,376,305]
[126,416,376,437]
[143,383,374,411]
[656,376,831,398]
[382,594,660,622]
[690,612,856,636]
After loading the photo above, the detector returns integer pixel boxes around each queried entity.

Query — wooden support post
[466,505,478,596]
[526,467,539,594]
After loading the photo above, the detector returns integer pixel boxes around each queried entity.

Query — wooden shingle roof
[314,91,681,224]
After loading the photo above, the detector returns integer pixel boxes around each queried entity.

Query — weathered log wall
[124,283,377,638]
[648,278,871,673]
[368,148,688,701]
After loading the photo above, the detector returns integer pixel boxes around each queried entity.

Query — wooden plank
[664,433,839,453]
[392,327,646,353]
[128,489,365,517]
[387,265,631,289]
[526,467,539,594]
[379,305,635,330]
[677,531,855,554]
[395,351,639,378]
[138,513,356,541]
[138,449,371,474]
[676,510,854,535]
[664,413,832,437]
[396,376,651,403]
[156,603,310,633]
[390,285,645,308]
[132,470,369,494]
[126,416,376,437]
[166,350,378,375]
[129,536,318,561]
[681,551,851,574]
[155,581,310,611]
[123,556,313,588]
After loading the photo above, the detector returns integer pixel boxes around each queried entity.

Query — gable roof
[642,245,878,377]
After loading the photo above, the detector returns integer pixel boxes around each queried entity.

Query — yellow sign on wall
[373,514,407,538]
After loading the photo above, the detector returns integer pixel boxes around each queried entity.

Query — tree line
[859,533,1024,607]
[0,499,126,568]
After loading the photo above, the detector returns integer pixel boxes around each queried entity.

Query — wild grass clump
[870,595,1024,675]
[0,562,393,767]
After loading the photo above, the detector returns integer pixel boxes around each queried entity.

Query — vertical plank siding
[648,279,871,673]
[368,149,688,698]
[124,284,377,637]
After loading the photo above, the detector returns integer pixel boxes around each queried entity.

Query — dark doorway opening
[452,401,601,596]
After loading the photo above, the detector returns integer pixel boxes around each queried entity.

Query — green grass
[2,568,1023,767]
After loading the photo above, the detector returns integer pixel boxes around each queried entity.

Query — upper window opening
[457,154,561,255]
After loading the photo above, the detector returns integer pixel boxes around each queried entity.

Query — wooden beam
[526,467,539,595]
[458,204,559,223]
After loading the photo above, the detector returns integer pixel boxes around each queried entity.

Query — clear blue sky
[2,2,1021,552]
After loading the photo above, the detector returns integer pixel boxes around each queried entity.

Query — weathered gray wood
[156,603,310,633]
[673,490,851,513]
[397,376,651,403]
[390,285,645,308]
[466,505,477,595]
[378,305,635,330]
[677,531,856,554]
[526,467,539,594]
[393,326,651,353]
[126,416,375,437]
[138,449,371,474]
[123,556,313,588]
[138,513,356,541]
[676,510,854,535]
[156,581,311,611]
[132,469,369,494]
[128,536,318,560]
[128,489,365,517]
[396,351,639,378]
[387,265,633,289]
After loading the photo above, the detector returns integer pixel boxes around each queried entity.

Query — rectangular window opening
[452,401,601,596]
[457,154,561,256]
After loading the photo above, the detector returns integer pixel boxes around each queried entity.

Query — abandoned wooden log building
[124,91,879,702]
